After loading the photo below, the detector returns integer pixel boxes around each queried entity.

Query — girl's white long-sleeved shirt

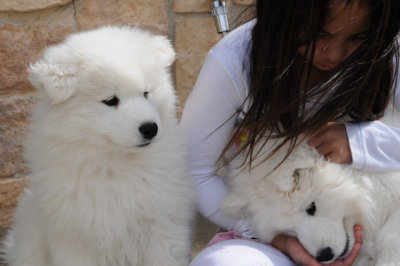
[180,20,400,233]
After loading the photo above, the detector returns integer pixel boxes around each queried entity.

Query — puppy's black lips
[339,234,350,258]
[137,142,151,147]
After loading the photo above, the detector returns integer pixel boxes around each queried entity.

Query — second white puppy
[223,139,400,265]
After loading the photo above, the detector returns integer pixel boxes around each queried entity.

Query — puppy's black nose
[316,247,334,262]
[139,122,158,140]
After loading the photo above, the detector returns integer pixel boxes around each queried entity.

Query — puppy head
[287,164,373,264]
[255,162,372,264]
[27,26,177,151]
[225,144,372,264]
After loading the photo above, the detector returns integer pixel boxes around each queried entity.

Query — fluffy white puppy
[223,138,400,265]
[3,26,195,266]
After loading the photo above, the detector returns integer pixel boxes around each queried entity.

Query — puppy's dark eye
[102,96,119,106]
[143,91,149,99]
[306,202,316,216]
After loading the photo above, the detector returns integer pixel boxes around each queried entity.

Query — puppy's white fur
[3,26,195,266]
[223,127,400,265]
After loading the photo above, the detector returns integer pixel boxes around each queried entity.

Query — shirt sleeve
[345,121,400,171]
[345,74,400,172]
[180,52,250,233]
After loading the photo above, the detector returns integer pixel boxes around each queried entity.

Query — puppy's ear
[271,167,312,192]
[151,36,176,67]
[28,61,78,105]
[270,167,297,192]
[271,147,317,192]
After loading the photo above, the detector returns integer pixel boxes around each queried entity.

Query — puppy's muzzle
[139,122,158,140]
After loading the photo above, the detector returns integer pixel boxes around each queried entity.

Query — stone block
[229,4,255,29]
[0,24,73,95]
[233,0,254,5]
[0,96,36,177]
[75,0,169,35]
[173,0,210,13]
[0,3,76,27]
[175,17,221,112]
[0,177,28,229]
[0,0,71,12]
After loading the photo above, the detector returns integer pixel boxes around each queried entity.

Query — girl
[181,0,400,265]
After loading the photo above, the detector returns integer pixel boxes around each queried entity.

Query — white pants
[190,239,297,266]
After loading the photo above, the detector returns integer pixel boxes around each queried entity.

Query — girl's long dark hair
[223,0,400,166]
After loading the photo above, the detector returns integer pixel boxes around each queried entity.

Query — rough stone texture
[75,0,169,35]
[0,0,71,12]
[173,0,210,13]
[0,24,73,95]
[233,0,254,5]
[0,96,36,177]
[229,4,255,29]
[0,177,28,229]
[0,4,76,27]
[175,17,221,112]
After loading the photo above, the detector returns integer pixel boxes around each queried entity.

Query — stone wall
[0,0,254,229]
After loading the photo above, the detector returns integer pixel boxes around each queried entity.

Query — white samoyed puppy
[222,120,400,265]
[2,26,195,266]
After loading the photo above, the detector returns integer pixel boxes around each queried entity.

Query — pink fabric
[207,231,264,247]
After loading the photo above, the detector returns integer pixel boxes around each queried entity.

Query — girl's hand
[307,122,352,164]
[270,225,363,266]
[271,234,320,266]
[326,225,363,266]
